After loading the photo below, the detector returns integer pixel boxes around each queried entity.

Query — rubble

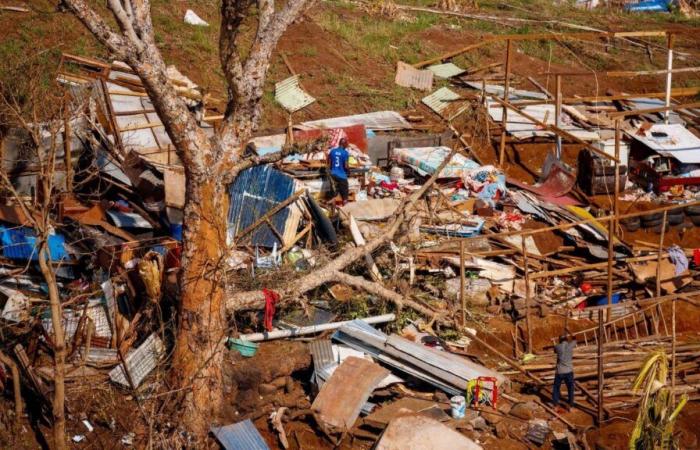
[2,17,700,450]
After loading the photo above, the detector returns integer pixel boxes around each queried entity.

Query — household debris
[2,29,700,449]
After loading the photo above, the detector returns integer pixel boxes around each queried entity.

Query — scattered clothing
[667,245,688,276]
[263,288,280,331]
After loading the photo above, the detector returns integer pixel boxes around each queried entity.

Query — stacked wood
[520,337,700,409]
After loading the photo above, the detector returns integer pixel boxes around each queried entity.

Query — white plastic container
[450,395,466,419]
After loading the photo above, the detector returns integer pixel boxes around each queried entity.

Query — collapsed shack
[1,26,700,450]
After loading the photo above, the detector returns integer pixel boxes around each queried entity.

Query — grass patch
[316,8,439,64]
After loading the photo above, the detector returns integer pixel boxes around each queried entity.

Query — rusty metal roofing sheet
[428,63,466,79]
[422,87,468,120]
[210,419,270,450]
[395,61,433,91]
[311,356,389,431]
[275,75,315,113]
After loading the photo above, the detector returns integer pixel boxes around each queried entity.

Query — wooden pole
[672,296,676,402]
[555,74,562,159]
[597,308,604,424]
[656,211,667,298]
[460,240,466,326]
[498,39,512,168]
[63,99,73,192]
[664,33,675,124]
[522,235,532,354]
[607,119,621,305]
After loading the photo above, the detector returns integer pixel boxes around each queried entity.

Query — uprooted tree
[61,0,459,439]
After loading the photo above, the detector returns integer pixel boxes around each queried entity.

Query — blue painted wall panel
[227,165,296,247]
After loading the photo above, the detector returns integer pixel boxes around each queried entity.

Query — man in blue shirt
[328,138,350,205]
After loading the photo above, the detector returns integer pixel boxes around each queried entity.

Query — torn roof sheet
[626,97,684,125]
[227,165,301,248]
[422,87,468,119]
[628,123,700,164]
[395,61,433,91]
[211,419,270,450]
[106,210,153,229]
[109,333,164,388]
[393,146,480,178]
[486,101,600,141]
[464,82,548,100]
[427,63,466,79]
[275,75,316,113]
[298,111,412,131]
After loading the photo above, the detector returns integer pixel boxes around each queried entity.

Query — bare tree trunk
[171,177,229,435]
[38,241,66,450]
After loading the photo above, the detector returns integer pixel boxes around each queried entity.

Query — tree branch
[226,147,462,312]
[64,0,213,175]
[217,0,312,164]
[62,0,134,60]
[225,138,326,183]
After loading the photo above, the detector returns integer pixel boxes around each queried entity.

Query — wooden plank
[608,101,700,118]
[233,190,305,244]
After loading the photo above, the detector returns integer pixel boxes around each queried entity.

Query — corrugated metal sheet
[427,63,465,79]
[298,111,412,131]
[395,61,433,91]
[309,339,334,369]
[508,162,577,202]
[227,165,301,248]
[422,87,468,119]
[275,75,316,113]
[311,356,389,430]
[106,210,153,229]
[486,100,599,141]
[333,320,505,396]
[210,419,270,450]
[464,82,548,100]
[109,333,164,387]
[628,123,700,164]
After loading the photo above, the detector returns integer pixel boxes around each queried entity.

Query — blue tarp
[625,0,669,11]
[227,165,296,248]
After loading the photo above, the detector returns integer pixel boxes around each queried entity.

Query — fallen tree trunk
[226,146,462,313]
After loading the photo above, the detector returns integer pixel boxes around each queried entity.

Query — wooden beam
[446,199,700,246]
[489,95,619,162]
[233,190,306,244]
[498,39,513,167]
[511,86,700,106]
[608,101,700,118]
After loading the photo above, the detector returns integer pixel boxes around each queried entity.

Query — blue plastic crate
[0,226,66,261]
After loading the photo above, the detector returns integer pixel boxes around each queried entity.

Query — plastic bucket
[227,338,259,357]
[450,395,466,419]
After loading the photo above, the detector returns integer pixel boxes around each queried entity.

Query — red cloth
[580,282,592,295]
[263,288,280,331]
[694,249,700,267]
[379,180,399,191]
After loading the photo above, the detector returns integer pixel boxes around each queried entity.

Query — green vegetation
[315,7,440,64]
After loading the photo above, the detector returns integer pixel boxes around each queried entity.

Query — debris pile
[2,33,700,449]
